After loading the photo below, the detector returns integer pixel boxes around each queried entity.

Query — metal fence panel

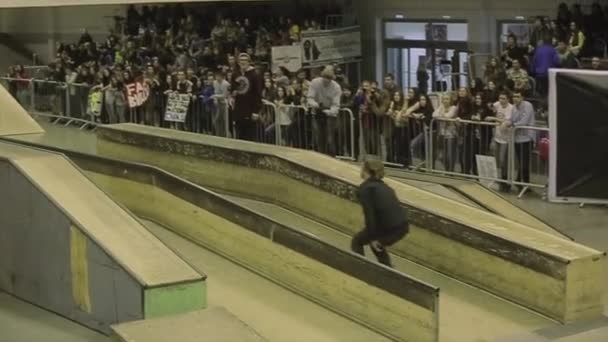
[4,77,552,197]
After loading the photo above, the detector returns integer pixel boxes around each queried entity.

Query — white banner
[271,45,302,73]
[300,26,361,67]
[164,93,191,123]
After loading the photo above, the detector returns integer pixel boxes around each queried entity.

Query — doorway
[383,20,470,93]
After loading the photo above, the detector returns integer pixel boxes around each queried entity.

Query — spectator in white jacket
[487,92,513,191]
[432,94,458,172]
[307,66,342,156]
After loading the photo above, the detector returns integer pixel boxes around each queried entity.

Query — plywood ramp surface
[281,154,598,261]
[0,86,43,136]
[0,142,201,287]
[103,124,599,262]
[386,169,566,239]
[111,307,267,342]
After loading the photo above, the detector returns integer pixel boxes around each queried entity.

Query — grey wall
[0,5,124,67]
[0,160,142,334]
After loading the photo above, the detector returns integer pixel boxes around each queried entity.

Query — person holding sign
[231,53,262,141]
[351,158,409,268]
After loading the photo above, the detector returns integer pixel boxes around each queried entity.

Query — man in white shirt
[307,66,342,156]
[508,91,536,188]
[489,92,513,192]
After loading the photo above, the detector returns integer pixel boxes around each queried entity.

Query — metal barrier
[257,100,279,145]
[32,79,64,115]
[336,108,355,160]
[428,117,500,179]
[66,82,93,120]
[0,76,32,110]
[508,125,549,198]
[2,77,551,197]
[287,104,313,151]
[30,111,99,130]
[269,103,355,160]
[24,65,50,80]
[360,111,384,161]
[425,117,549,195]
[0,77,94,121]
[274,102,305,148]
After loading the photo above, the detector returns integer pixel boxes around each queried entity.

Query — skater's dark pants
[351,223,409,267]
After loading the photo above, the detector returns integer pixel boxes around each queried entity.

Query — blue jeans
[442,137,457,172]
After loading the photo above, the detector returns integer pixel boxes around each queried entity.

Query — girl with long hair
[409,94,435,163]
[432,93,458,172]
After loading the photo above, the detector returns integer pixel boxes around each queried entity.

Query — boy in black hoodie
[351,159,409,267]
[231,53,262,141]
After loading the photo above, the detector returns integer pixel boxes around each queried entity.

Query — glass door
[409,48,431,94]
[435,49,469,90]
[383,20,469,93]
[385,47,431,94]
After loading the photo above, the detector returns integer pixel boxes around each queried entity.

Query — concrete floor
[3,120,608,341]
[504,189,608,252]
[0,293,108,342]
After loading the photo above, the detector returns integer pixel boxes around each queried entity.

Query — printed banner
[125,82,149,109]
[300,26,361,67]
[271,45,303,73]
[164,93,191,123]
[87,89,102,117]
[476,155,499,189]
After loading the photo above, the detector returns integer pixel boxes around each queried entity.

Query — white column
[46,7,57,64]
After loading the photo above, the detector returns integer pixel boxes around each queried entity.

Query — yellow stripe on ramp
[70,225,92,313]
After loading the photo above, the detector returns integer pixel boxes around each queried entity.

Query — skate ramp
[95,124,605,324]
[70,149,440,342]
[0,142,205,334]
[386,169,571,240]
[0,85,43,136]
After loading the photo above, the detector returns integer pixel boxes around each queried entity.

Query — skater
[351,158,409,267]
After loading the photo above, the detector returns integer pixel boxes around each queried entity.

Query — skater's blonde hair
[362,158,385,179]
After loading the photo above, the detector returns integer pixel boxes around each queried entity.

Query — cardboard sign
[87,89,102,117]
[164,93,191,123]
[125,82,149,109]
[476,154,499,189]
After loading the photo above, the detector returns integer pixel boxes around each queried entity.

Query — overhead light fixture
[395,14,404,19]
[515,16,525,20]
[442,15,451,19]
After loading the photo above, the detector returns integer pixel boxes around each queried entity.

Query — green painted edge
[144,280,207,319]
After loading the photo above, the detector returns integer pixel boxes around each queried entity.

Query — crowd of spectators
[352,74,537,192]
[487,3,607,101]
[4,3,340,124]
[2,2,607,187]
